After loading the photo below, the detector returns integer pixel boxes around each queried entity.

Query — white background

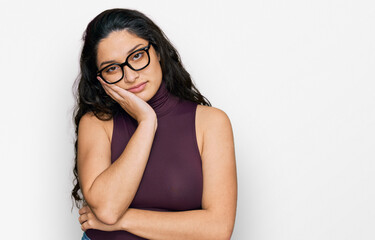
[0,0,374,239]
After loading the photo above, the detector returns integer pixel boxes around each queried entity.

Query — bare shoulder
[79,112,113,142]
[79,112,112,127]
[195,105,233,157]
[196,104,232,131]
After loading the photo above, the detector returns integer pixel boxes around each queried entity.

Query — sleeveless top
[86,80,203,239]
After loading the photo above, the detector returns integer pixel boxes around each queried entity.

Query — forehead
[96,30,147,65]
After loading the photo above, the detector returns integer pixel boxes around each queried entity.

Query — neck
[147,81,179,117]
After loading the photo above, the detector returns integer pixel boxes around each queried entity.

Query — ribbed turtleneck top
[86,81,203,239]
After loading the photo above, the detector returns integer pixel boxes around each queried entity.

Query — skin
[77,30,237,240]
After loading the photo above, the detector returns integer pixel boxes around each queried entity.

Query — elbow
[94,209,119,225]
[213,220,234,240]
[222,228,234,240]
[218,227,233,240]
[99,202,129,224]
[84,194,127,225]
[94,206,126,225]
[86,199,125,225]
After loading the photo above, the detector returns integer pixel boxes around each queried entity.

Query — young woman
[72,8,237,240]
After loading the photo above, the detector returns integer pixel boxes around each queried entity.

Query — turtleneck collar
[147,80,179,117]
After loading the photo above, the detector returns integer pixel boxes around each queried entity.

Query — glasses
[97,43,151,84]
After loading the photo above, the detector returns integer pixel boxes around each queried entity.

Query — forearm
[87,120,157,222]
[119,208,233,240]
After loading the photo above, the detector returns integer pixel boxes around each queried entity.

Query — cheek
[148,50,162,76]
[147,59,163,79]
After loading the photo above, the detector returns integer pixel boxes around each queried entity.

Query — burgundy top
[86,81,203,239]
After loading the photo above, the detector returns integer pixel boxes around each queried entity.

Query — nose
[123,65,139,83]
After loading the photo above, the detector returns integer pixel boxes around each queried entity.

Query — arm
[120,107,237,240]
[80,106,237,239]
[77,79,157,225]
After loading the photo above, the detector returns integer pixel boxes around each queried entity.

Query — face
[96,30,162,101]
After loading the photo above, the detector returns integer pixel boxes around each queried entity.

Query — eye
[132,52,144,61]
[105,65,119,73]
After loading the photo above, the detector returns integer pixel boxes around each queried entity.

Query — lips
[127,82,146,90]
[127,81,147,93]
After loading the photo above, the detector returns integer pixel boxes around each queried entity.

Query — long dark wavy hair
[71,8,211,208]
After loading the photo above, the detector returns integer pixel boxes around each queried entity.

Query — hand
[98,77,157,125]
[78,204,122,232]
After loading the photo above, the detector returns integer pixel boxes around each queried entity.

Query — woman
[72,8,237,240]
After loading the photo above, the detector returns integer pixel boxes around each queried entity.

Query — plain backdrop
[0,0,374,239]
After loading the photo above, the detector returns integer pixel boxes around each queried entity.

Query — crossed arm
[78,105,237,240]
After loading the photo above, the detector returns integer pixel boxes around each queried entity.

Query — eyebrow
[99,43,144,68]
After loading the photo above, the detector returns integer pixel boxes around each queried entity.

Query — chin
[135,90,152,102]
[128,80,160,101]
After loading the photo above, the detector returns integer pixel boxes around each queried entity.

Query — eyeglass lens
[101,49,149,83]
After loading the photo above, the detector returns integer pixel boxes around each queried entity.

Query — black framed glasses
[97,43,151,84]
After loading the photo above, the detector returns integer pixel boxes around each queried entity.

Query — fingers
[97,76,133,97]
[79,212,94,231]
[79,204,93,214]
[98,78,118,98]
[81,218,93,231]
[97,77,136,115]
[107,82,129,93]
[78,213,88,224]
[98,77,128,101]
[78,206,86,215]
[97,76,118,93]
[78,204,96,231]
[96,76,155,123]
